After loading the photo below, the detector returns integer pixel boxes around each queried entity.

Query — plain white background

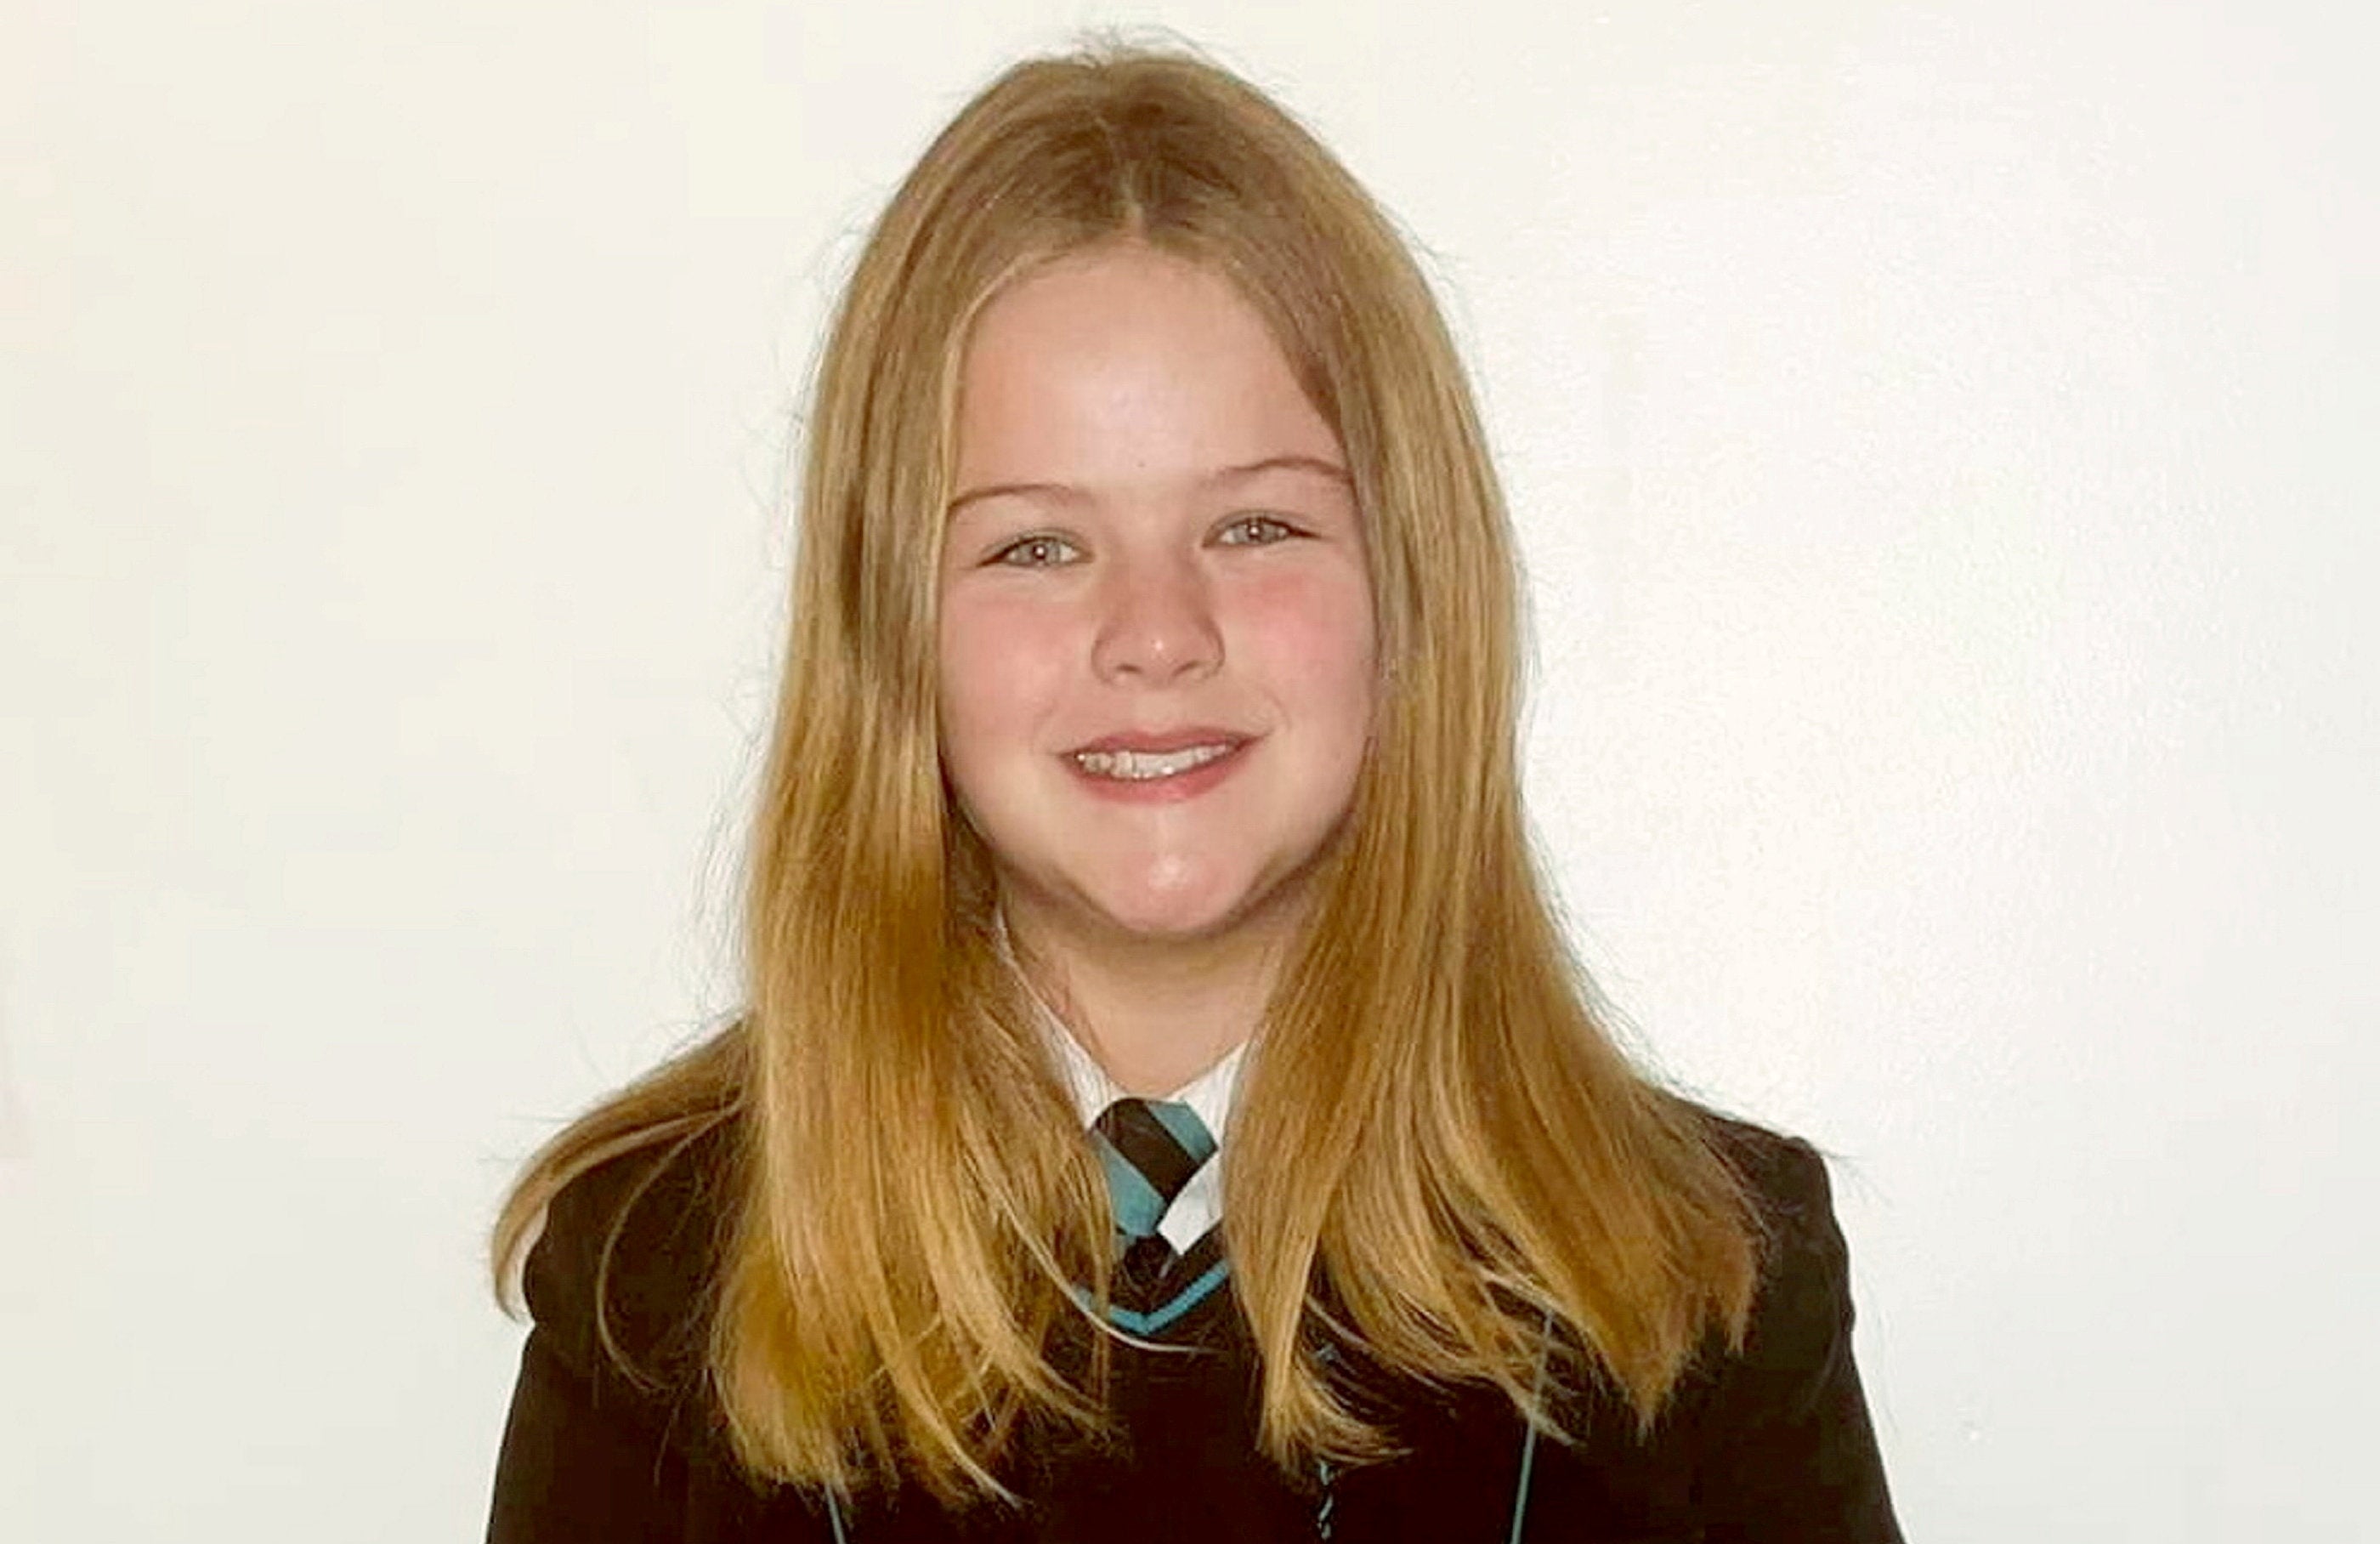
[4,1,2372,1537]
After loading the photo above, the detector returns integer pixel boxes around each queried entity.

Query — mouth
[1068,741,1241,781]
[1061,729,1255,794]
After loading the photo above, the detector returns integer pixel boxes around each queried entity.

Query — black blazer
[487,1113,1901,1543]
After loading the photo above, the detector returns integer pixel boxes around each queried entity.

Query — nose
[1091,548,1222,684]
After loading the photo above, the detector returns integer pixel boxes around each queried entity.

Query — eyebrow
[944,454,1353,517]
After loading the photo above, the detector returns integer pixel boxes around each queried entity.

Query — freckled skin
[938,246,1377,969]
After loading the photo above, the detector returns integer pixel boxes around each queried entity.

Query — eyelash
[986,515,1300,568]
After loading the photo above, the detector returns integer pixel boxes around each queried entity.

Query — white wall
[4,2,2370,1537]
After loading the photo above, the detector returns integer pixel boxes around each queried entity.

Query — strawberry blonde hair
[495,39,1757,1509]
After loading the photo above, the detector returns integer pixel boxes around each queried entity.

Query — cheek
[1240,568,1377,734]
[937,592,1073,769]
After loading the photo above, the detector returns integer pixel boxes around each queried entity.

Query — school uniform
[486,1025,1902,1543]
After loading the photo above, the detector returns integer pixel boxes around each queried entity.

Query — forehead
[952,245,1343,495]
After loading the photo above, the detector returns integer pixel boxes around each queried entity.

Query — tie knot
[1091,1097,1216,1240]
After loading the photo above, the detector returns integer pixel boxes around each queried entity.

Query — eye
[989,534,1081,568]
[1216,514,1298,547]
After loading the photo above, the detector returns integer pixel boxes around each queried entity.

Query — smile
[1071,743,1237,781]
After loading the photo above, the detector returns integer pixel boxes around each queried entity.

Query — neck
[1000,891,1300,1097]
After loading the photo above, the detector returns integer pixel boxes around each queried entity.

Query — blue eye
[1219,515,1296,546]
[992,535,1079,568]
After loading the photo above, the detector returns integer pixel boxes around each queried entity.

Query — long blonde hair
[494,39,1758,1509]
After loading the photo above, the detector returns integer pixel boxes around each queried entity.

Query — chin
[1082,888,1248,943]
[1073,858,1309,945]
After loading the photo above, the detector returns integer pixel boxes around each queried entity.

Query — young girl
[487,43,1901,1543]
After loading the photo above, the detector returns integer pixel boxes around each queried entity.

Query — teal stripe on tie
[1147,1099,1217,1163]
[1094,1131,1168,1238]
[1071,1257,1233,1337]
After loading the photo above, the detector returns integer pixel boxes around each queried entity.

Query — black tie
[1090,1097,1217,1316]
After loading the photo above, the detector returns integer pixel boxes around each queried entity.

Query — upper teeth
[1074,743,1234,780]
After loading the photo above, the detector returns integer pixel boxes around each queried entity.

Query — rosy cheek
[939,592,1074,747]
[1241,568,1375,683]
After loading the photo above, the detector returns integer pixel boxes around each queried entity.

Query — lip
[1065,726,1251,756]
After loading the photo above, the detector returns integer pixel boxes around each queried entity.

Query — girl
[487,43,1901,1543]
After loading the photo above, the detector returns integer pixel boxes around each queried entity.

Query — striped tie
[1090,1097,1222,1330]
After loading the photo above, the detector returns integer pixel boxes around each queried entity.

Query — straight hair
[493,39,1759,1510]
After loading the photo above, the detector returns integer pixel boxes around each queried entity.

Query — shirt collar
[1043,1013,1248,1139]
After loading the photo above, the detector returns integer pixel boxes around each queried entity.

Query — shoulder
[1697,1109,1844,1264]
[518,1114,743,1402]
[1685,1105,1855,1357]
[1675,1113,1894,1484]
[1669,1108,1903,1537]
[491,1115,793,1538]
